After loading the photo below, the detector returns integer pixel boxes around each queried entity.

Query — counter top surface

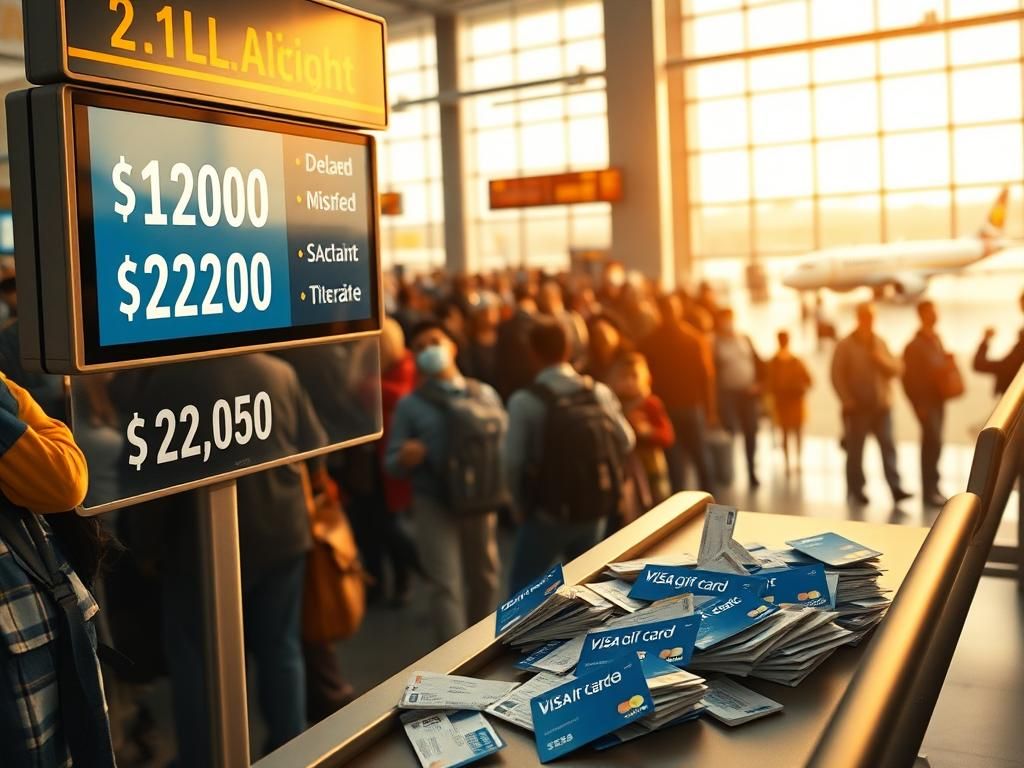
[346,512,928,768]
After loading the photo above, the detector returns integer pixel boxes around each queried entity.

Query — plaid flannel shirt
[0,516,100,767]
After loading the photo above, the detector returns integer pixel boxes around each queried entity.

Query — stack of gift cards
[503,584,617,648]
[780,533,892,645]
[487,653,708,754]
[497,564,617,648]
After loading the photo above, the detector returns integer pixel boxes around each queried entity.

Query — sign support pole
[198,480,251,767]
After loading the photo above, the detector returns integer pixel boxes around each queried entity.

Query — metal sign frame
[23,0,389,129]
[9,84,385,374]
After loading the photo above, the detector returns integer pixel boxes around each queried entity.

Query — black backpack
[527,378,624,522]
[418,380,509,516]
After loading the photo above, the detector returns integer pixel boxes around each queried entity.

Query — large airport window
[683,2,1024,260]
[462,0,610,271]
[374,21,445,273]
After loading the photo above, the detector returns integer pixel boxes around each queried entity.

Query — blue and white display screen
[72,90,380,365]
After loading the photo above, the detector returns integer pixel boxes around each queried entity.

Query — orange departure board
[380,192,402,216]
[489,169,623,210]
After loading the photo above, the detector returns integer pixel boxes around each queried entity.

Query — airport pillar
[435,13,474,275]
[603,0,679,289]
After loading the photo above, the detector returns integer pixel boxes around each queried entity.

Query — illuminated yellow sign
[24,0,387,128]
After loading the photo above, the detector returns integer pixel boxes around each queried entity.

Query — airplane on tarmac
[782,187,1011,299]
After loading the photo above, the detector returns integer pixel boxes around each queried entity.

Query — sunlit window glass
[463,0,609,270]
[880,74,948,131]
[950,22,1020,65]
[376,21,444,271]
[692,151,751,203]
[952,65,1023,124]
[753,145,814,199]
[887,190,952,240]
[953,124,1024,185]
[883,131,950,189]
[748,1,808,48]
[819,196,882,247]
[755,200,815,253]
[810,0,874,39]
[816,139,880,195]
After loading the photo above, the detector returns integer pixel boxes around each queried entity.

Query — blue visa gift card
[530,654,653,763]
[628,565,768,602]
[496,564,564,636]
[576,616,700,673]
[695,592,780,650]
[785,533,881,567]
[763,565,831,608]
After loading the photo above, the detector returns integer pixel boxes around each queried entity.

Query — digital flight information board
[23,0,388,128]
[9,85,382,373]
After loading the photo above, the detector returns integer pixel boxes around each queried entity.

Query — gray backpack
[418,380,509,516]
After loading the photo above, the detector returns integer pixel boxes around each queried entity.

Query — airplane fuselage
[783,238,995,294]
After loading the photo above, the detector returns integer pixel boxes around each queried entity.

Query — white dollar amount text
[117,251,272,323]
[125,393,273,470]
[112,157,270,228]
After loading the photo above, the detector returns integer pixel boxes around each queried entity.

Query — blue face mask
[416,344,451,377]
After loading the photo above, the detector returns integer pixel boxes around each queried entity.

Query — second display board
[10,84,382,373]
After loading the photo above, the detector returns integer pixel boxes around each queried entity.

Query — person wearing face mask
[385,321,505,644]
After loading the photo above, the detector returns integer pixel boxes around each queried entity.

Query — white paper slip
[485,671,570,732]
[403,710,505,768]
[528,635,586,674]
[586,580,648,613]
[608,593,695,628]
[605,553,697,580]
[400,673,519,711]
[698,505,760,572]
[702,677,783,726]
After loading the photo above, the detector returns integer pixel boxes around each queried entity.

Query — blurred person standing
[463,293,502,391]
[973,289,1024,395]
[0,372,114,768]
[437,299,471,372]
[596,261,630,330]
[766,331,812,476]
[495,284,538,401]
[368,319,419,603]
[619,281,660,341]
[506,319,634,592]
[609,352,675,513]
[585,315,630,383]
[152,353,327,762]
[537,277,589,371]
[393,282,431,341]
[832,302,911,507]
[385,322,505,643]
[714,308,764,489]
[641,293,715,493]
[904,301,959,508]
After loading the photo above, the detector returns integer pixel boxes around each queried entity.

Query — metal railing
[810,364,1024,768]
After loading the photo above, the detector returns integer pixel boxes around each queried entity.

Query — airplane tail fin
[979,186,1009,239]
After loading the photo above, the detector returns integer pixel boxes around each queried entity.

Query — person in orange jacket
[0,372,116,768]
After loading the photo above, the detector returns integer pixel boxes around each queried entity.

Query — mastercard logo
[658,647,685,660]
[617,694,647,714]
[797,590,822,601]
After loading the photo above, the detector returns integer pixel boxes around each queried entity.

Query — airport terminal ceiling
[338,0,1024,276]
[2,0,1023,274]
